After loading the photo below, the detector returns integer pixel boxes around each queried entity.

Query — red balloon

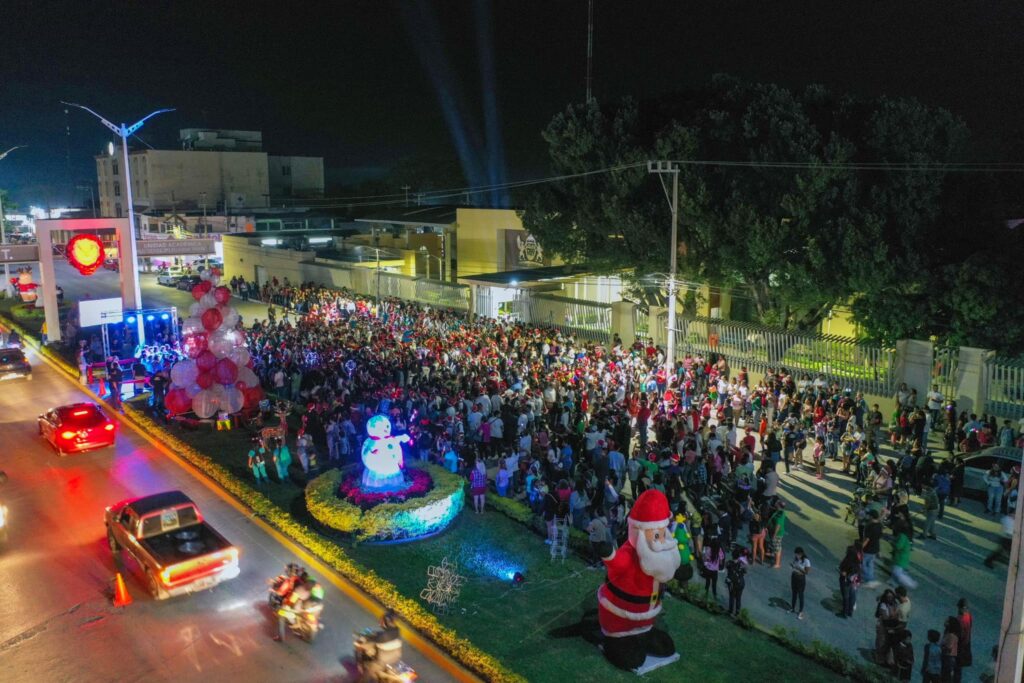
[196,371,214,389]
[196,350,217,372]
[243,386,264,408]
[214,357,238,385]
[201,307,223,332]
[191,280,213,301]
[183,332,208,359]
[165,388,191,415]
[214,285,232,305]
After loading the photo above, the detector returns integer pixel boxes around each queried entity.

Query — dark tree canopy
[524,75,1024,354]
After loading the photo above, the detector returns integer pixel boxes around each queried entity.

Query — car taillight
[60,430,76,440]
[104,423,115,431]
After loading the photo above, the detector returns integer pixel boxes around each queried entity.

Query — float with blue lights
[305,415,464,542]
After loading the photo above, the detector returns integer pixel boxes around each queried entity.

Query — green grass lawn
[135,399,841,682]
[353,512,841,683]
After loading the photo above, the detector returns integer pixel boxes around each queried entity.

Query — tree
[525,76,1024,353]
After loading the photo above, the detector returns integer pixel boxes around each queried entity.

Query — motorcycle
[353,629,417,682]
[278,599,323,642]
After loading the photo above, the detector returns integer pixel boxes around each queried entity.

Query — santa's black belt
[604,581,658,605]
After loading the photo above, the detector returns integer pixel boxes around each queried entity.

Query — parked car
[38,403,117,455]
[103,258,119,271]
[156,271,183,286]
[176,275,201,291]
[0,348,31,382]
[105,490,240,599]
[962,446,1022,495]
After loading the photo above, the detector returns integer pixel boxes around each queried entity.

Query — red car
[38,403,117,455]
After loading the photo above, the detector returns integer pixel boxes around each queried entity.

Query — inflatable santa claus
[597,488,683,674]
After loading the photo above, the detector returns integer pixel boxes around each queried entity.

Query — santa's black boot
[601,634,648,671]
[645,628,676,658]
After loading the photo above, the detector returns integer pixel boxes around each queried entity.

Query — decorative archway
[36,217,138,344]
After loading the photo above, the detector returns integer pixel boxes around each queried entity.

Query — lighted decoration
[164,270,262,417]
[305,463,464,542]
[361,415,413,491]
[65,233,106,276]
[9,267,39,303]
[420,557,467,615]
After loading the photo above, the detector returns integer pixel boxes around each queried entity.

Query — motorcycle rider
[269,562,305,609]
[356,610,404,678]
[273,576,323,642]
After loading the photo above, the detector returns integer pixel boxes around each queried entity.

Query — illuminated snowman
[361,415,412,491]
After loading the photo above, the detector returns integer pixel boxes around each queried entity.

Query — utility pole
[647,160,680,377]
[585,0,594,102]
[401,185,411,207]
[0,146,27,297]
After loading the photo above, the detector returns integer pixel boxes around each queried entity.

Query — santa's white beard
[632,527,681,584]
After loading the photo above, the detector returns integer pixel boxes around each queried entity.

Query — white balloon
[225,386,245,414]
[237,365,258,388]
[185,382,202,399]
[199,271,212,281]
[199,292,217,309]
[192,389,218,419]
[189,303,203,317]
[221,308,240,329]
[170,359,198,387]
[181,317,204,336]
[229,346,250,367]
[208,329,233,358]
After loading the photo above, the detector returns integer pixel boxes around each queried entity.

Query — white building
[95,129,324,218]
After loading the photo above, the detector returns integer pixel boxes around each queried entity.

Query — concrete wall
[97,149,271,216]
[454,207,524,278]
[221,237,311,286]
[268,155,325,198]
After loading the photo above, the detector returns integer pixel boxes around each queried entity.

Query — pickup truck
[105,490,240,599]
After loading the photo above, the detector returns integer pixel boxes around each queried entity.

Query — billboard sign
[79,297,124,327]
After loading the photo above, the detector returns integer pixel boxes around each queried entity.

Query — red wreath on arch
[65,233,107,276]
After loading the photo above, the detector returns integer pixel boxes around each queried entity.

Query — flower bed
[308,462,465,541]
[338,467,432,508]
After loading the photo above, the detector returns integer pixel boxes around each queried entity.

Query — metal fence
[985,356,1024,420]
[658,313,896,396]
[414,278,470,311]
[527,293,612,345]
[931,346,960,402]
[632,303,650,340]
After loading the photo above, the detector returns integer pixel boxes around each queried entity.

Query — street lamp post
[63,102,174,347]
[418,245,441,280]
[647,160,680,378]
[0,146,27,297]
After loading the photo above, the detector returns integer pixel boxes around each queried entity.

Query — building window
[115,204,123,218]
[113,181,121,197]
[281,165,291,176]
[112,160,119,176]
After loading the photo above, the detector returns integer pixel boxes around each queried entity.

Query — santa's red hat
[628,489,672,530]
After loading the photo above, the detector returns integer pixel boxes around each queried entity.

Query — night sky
[2,1,1022,207]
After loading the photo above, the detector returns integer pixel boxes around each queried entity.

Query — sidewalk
[716,452,1005,674]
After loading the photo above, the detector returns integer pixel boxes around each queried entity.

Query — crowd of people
[209,278,1019,682]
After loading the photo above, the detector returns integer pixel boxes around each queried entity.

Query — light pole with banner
[62,102,174,346]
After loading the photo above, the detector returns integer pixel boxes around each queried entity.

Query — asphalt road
[36,258,273,328]
[0,347,451,682]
